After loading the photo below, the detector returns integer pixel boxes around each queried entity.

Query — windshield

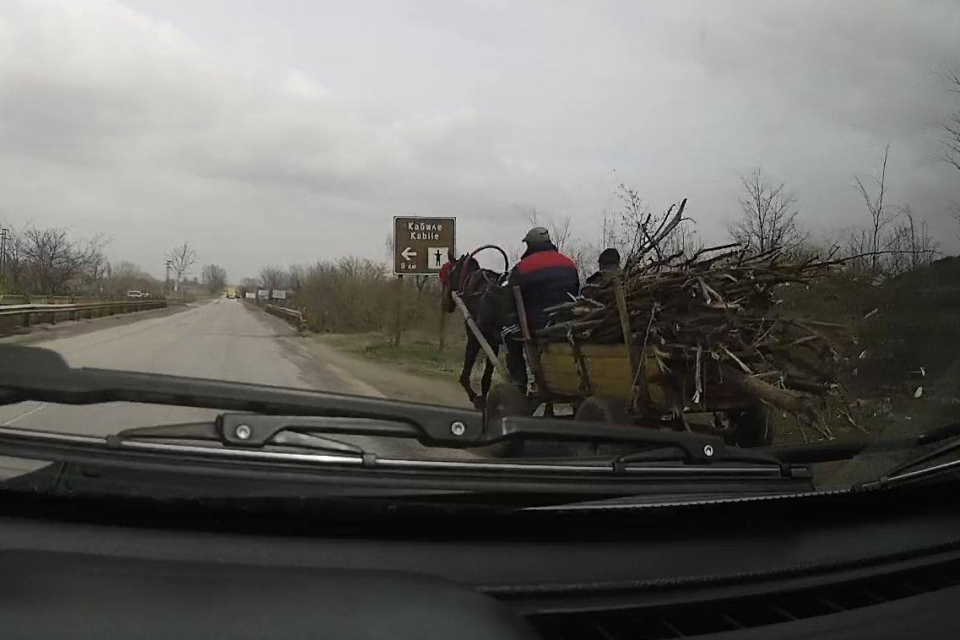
[1,1,960,500]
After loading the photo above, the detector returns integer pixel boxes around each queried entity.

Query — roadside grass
[315,332,467,382]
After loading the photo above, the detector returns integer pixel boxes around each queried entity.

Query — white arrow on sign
[401,247,417,261]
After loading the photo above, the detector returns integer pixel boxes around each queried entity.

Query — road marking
[324,363,386,398]
[2,402,48,426]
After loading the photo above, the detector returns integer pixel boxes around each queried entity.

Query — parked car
[126,290,143,299]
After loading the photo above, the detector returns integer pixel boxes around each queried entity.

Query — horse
[442,254,509,409]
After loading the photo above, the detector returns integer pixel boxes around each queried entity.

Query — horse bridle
[455,244,510,294]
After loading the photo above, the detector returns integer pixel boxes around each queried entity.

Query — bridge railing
[263,303,307,332]
[0,299,168,332]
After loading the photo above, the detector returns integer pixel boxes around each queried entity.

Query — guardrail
[0,299,168,331]
[263,303,307,332]
[0,294,104,306]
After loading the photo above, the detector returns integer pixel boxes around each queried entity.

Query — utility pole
[0,227,8,286]
[164,260,172,296]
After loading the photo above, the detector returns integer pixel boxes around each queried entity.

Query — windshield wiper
[102,412,785,472]
[1,345,785,469]
[752,421,960,489]
[855,422,960,488]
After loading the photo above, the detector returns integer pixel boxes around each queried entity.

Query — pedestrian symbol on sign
[427,247,447,270]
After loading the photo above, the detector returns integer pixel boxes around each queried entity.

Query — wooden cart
[481,281,774,449]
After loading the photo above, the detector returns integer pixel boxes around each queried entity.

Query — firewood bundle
[538,245,855,424]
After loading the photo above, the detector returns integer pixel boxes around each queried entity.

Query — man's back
[509,242,579,327]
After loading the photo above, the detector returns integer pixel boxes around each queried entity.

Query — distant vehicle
[126,290,143,299]
[225,286,237,299]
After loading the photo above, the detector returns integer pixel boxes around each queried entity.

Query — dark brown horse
[442,255,508,409]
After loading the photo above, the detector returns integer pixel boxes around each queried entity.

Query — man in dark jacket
[585,247,621,286]
[502,227,580,389]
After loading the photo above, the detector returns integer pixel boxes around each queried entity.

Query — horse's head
[442,254,480,313]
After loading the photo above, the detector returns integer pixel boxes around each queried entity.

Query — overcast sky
[1,0,958,280]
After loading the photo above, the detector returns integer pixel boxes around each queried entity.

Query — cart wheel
[568,396,634,458]
[482,383,533,457]
[730,404,774,447]
[574,396,632,426]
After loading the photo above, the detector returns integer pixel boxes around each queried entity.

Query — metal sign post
[393,275,404,347]
[392,216,456,348]
[393,217,456,276]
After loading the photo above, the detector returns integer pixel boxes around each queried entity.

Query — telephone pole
[0,227,9,284]
[164,260,172,296]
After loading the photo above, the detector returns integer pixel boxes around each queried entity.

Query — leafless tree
[520,207,574,253]
[613,184,695,263]
[103,261,159,297]
[201,264,228,294]
[74,234,110,295]
[19,227,95,295]
[662,221,704,259]
[886,206,939,275]
[166,242,197,292]
[941,62,960,173]
[287,264,306,292]
[1,223,110,295]
[854,145,896,273]
[728,168,803,254]
[0,224,26,290]
[259,265,287,290]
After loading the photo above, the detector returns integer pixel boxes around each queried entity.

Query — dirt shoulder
[307,333,473,408]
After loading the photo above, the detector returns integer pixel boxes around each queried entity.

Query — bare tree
[20,227,87,295]
[728,168,802,254]
[166,242,197,293]
[854,145,896,273]
[941,62,960,172]
[104,261,159,297]
[1,224,26,290]
[887,206,939,275]
[1,224,110,295]
[662,221,704,259]
[74,234,110,295]
[286,264,307,292]
[201,264,228,294]
[548,214,573,253]
[520,207,575,253]
[259,265,287,290]
[614,184,694,263]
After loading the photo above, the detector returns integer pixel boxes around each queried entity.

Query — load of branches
[538,199,858,434]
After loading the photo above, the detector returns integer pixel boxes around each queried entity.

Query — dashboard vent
[526,558,960,639]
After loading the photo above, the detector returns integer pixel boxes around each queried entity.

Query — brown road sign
[393,216,456,275]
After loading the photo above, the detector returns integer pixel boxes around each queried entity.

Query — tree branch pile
[539,242,856,424]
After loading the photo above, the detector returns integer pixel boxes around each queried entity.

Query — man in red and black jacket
[502,227,580,389]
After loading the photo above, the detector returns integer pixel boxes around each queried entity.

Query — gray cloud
[0,0,958,279]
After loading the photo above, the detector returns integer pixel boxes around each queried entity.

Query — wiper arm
[111,418,370,456]
[3,345,781,467]
[1,346,482,446]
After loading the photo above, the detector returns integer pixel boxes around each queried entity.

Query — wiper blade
[2,345,780,467]
[1,345,481,446]
[111,412,781,468]
[758,421,960,466]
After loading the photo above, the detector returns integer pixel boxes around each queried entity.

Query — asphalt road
[0,299,470,463]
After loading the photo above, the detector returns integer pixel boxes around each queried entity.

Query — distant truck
[225,286,237,299]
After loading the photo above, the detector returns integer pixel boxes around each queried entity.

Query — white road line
[324,363,387,399]
[2,402,49,426]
